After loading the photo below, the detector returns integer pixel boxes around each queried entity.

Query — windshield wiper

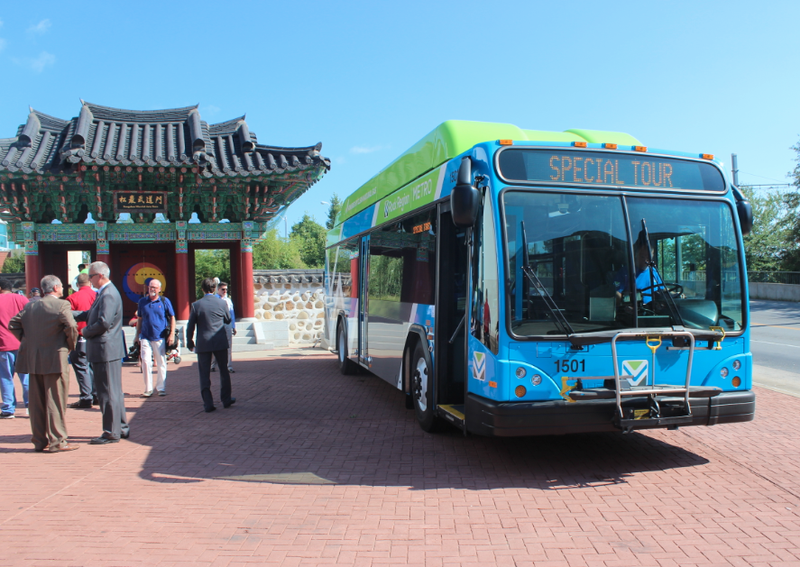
[640,219,685,326]
[520,221,575,336]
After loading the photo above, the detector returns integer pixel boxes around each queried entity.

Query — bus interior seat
[589,284,617,321]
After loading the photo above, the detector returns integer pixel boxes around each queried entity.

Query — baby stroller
[126,341,141,364]
[166,335,182,365]
[127,335,181,366]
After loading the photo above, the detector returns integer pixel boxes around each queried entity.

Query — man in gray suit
[186,278,234,413]
[78,261,129,444]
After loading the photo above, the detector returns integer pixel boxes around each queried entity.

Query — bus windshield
[503,192,744,336]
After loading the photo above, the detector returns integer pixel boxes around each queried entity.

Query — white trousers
[140,338,167,393]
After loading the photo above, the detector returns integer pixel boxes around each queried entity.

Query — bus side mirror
[732,186,753,236]
[451,157,480,227]
[737,199,753,235]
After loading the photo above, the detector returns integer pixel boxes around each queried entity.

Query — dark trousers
[28,371,69,451]
[69,338,94,402]
[93,359,129,440]
[197,350,232,410]
[211,327,233,370]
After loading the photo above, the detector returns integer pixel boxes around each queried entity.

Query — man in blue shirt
[617,238,665,304]
[134,278,175,397]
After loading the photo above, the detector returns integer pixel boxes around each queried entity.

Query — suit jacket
[9,294,78,375]
[186,294,231,353]
[81,282,125,363]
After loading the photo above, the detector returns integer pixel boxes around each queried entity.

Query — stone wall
[252,269,325,345]
[749,282,800,302]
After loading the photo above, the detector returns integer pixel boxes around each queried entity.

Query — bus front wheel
[337,323,356,375]
[411,341,438,432]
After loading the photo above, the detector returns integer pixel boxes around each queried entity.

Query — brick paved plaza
[0,349,798,566]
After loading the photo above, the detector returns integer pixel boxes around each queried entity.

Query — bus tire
[411,341,438,432]
[337,322,356,375]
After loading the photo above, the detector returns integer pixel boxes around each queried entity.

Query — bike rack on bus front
[611,330,699,431]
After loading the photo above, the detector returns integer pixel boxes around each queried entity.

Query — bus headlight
[531,374,542,386]
[732,360,741,371]
[720,367,729,378]
[732,376,741,388]
[515,367,526,379]
[515,385,527,398]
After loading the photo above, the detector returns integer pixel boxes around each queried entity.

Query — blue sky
[1,1,798,232]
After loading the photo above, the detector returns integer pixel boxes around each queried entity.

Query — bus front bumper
[465,390,755,437]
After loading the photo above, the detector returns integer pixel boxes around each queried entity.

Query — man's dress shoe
[68,400,92,409]
[223,398,236,408]
[90,436,119,445]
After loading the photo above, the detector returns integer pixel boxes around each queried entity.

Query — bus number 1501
[555,359,585,373]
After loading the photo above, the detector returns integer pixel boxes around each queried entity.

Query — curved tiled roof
[0,101,330,179]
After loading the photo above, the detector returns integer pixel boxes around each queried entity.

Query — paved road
[1,347,799,566]
[751,299,800,397]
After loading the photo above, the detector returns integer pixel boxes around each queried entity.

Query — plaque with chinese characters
[114,191,168,212]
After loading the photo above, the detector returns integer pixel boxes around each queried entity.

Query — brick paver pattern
[0,350,798,566]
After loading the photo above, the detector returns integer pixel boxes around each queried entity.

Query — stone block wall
[252,270,325,345]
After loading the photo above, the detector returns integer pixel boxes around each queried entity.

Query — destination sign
[498,149,725,192]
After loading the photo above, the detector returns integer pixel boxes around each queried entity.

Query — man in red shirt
[67,273,97,409]
[0,278,29,418]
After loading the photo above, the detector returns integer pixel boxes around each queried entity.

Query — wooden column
[25,253,40,293]
[175,245,190,321]
[240,240,254,319]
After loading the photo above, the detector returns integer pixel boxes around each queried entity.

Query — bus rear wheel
[337,323,356,375]
[411,341,438,432]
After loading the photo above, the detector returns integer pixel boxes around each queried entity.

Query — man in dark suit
[9,275,79,452]
[78,261,129,444]
[67,273,97,408]
[186,278,234,413]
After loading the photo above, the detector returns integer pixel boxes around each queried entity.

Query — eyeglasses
[88,273,100,279]
[219,288,227,292]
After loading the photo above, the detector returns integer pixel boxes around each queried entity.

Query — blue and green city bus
[324,120,755,436]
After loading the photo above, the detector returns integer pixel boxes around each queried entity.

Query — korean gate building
[0,102,330,321]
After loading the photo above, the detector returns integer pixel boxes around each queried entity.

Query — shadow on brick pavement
[1,347,798,566]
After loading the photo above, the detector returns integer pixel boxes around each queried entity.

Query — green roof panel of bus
[336,120,642,225]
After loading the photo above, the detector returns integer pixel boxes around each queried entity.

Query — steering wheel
[639,282,684,298]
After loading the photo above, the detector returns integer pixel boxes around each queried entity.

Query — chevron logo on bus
[472,351,486,381]
[622,360,648,386]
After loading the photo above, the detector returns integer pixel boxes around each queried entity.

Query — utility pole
[731,153,739,186]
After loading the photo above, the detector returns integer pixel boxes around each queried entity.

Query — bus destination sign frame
[497,148,726,193]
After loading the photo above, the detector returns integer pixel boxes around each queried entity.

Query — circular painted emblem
[122,262,166,304]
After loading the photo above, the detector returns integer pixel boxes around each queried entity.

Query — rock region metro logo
[472,351,486,381]
[621,360,648,386]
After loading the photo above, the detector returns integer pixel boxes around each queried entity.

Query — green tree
[253,228,306,269]
[194,249,231,299]
[326,194,342,230]
[741,186,793,272]
[1,250,25,273]
[784,142,800,270]
[290,214,326,268]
